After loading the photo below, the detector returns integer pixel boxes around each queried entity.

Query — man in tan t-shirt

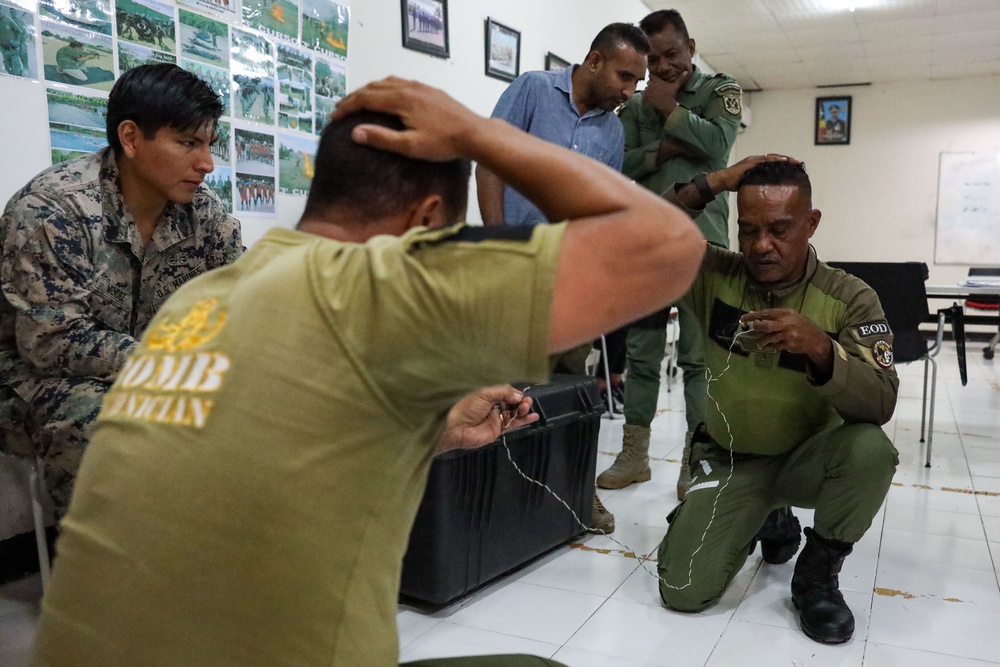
[32,77,705,667]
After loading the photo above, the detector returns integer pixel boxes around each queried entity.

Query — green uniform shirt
[619,67,742,247]
[683,245,899,455]
[31,223,565,667]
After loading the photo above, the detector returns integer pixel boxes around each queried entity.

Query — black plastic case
[400,375,603,605]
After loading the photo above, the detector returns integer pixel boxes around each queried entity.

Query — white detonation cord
[498,329,753,590]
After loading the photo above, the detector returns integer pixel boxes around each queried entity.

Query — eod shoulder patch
[715,81,743,116]
[849,320,895,370]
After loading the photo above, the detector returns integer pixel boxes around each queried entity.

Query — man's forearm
[656,137,696,166]
[475,164,505,226]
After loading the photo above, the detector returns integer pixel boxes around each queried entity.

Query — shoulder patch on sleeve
[849,320,895,370]
[714,82,743,116]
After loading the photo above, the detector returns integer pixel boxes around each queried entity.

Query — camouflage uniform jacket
[0,147,242,401]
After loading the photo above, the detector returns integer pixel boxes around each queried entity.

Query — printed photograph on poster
[234,128,274,176]
[401,0,448,59]
[301,0,348,58]
[242,0,298,42]
[277,43,312,132]
[232,28,274,78]
[177,0,236,22]
[50,121,105,152]
[181,58,231,117]
[52,147,90,163]
[47,87,107,128]
[314,95,334,135]
[313,55,344,135]
[205,165,233,213]
[179,8,229,68]
[233,73,273,123]
[278,133,317,195]
[119,40,175,73]
[41,21,115,90]
[115,0,176,54]
[39,0,112,35]
[236,173,275,214]
[211,118,230,163]
[0,2,39,80]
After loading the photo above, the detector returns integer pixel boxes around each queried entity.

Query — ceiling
[640,0,1000,90]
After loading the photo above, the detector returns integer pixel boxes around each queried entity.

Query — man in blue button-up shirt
[477,23,649,227]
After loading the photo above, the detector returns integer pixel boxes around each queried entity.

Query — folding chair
[828,261,966,467]
[0,453,51,591]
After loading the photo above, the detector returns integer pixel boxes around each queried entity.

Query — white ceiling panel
[640,0,1000,90]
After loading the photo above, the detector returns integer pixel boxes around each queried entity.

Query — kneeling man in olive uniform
[656,156,898,644]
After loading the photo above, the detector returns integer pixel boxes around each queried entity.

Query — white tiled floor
[2,342,999,666]
[395,342,1000,667]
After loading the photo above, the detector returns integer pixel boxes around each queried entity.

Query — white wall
[0,0,650,541]
[731,76,1000,286]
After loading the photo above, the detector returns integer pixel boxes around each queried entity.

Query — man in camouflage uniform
[597,9,743,501]
[0,63,242,516]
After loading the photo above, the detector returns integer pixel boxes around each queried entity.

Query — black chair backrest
[827,261,930,363]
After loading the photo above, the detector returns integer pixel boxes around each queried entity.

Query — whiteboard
[935,152,1000,266]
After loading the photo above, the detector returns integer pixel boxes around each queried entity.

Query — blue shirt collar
[553,65,606,119]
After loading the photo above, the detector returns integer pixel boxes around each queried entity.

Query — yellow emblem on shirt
[146,298,227,352]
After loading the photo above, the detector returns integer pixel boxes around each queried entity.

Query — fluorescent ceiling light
[820,0,880,11]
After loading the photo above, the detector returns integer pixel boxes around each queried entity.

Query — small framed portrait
[815,96,851,145]
[544,52,570,72]
[485,17,520,82]
[400,0,449,59]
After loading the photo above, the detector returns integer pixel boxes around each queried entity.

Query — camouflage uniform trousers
[0,376,109,518]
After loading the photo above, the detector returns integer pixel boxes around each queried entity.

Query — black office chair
[966,267,1000,360]
[828,261,966,467]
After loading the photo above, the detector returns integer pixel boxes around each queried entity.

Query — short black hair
[639,9,690,41]
[739,161,812,200]
[589,22,651,58]
[106,63,224,155]
[302,111,471,225]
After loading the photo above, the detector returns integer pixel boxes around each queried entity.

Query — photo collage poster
[3,0,350,218]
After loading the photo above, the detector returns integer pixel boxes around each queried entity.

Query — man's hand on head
[740,308,834,381]
[706,154,800,195]
[332,77,487,162]
[436,385,539,453]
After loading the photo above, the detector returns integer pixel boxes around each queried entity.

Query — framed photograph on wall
[545,52,570,72]
[400,0,449,58]
[815,96,851,145]
[485,18,520,82]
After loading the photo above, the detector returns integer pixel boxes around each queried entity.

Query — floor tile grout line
[946,378,1000,594]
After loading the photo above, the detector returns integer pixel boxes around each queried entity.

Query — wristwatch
[693,172,715,203]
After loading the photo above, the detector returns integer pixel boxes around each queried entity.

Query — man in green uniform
[654,156,899,645]
[597,9,743,501]
[30,77,705,667]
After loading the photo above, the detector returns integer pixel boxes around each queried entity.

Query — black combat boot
[755,506,802,564]
[791,527,855,644]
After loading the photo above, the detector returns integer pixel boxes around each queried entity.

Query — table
[926,284,1000,359]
